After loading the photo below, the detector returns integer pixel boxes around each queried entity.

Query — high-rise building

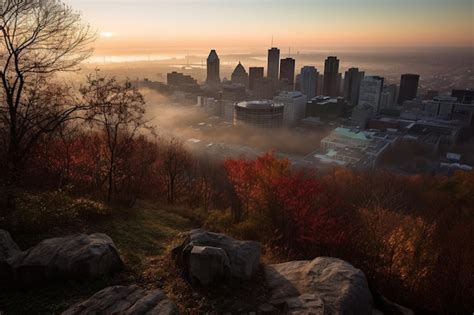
[267,47,280,80]
[206,49,220,85]
[280,58,296,89]
[398,74,419,105]
[358,76,384,113]
[379,84,398,110]
[253,77,276,99]
[274,91,307,126]
[249,67,264,90]
[323,56,340,97]
[231,62,249,88]
[300,66,318,100]
[343,68,365,106]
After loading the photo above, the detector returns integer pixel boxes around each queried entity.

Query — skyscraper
[343,67,365,106]
[231,62,249,88]
[206,49,220,85]
[300,66,318,100]
[323,56,340,97]
[398,74,420,105]
[280,58,295,89]
[267,47,280,80]
[249,67,264,90]
[358,76,384,113]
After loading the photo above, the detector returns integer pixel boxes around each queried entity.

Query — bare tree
[159,138,191,204]
[81,73,149,203]
[0,0,94,209]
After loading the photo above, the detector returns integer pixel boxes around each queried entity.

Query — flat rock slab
[2,233,123,285]
[264,257,373,314]
[62,285,178,315]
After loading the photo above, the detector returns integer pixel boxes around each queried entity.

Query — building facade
[300,66,318,100]
[343,67,365,106]
[398,74,420,105]
[323,56,340,97]
[206,49,221,86]
[267,47,280,80]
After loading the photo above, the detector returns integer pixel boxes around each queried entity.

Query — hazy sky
[67,0,473,54]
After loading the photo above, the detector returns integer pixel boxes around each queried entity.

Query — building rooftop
[236,100,284,110]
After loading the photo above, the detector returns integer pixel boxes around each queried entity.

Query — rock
[4,233,123,285]
[0,229,20,260]
[62,285,178,315]
[0,230,20,283]
[173,229,261,285]
[264,257,373,314]
[189,245,230,285]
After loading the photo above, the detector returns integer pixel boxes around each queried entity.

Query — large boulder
[173,229,261,285]
[3,233,123,286]
[62,285,178,315]
[264,257,373,314]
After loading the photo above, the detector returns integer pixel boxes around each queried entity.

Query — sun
[100,32,114,39]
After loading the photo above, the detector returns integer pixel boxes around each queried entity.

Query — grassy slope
[0,201,194,314]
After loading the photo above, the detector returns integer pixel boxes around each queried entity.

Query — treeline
[3,125,473,312]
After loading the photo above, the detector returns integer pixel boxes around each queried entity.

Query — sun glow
[100,32,115,39]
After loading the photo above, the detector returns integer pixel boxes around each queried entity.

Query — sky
[66,0,473,55]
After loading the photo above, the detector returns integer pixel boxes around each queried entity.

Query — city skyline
[67,0,473,57]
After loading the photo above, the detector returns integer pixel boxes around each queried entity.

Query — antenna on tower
[289,47,291,57]
[271,35,274,47]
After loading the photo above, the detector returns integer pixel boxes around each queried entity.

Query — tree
[0,0,93,210]
[159,138,191,204]
[80,74,149,203]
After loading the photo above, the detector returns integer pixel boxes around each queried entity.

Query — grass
[0,200,195,314]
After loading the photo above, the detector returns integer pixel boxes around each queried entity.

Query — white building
[358,76,384,113]
[273,91,308,126]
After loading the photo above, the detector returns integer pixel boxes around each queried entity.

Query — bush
[9,191,109,233]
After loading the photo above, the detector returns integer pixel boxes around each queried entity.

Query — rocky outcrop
[1,233,123,286]
[173,229,261,285]
[264,257,373,314]
[62,285,178,315]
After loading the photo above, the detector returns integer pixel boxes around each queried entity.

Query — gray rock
[62,285,178,315]
[0,229,20,260]
[0,230,20,283]
[189,245,230,285]
[173,229,261,285]
[4,233,123,285]
[264,257,373,315]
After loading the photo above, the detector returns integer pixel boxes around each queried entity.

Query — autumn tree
[80,74,149,203]
[0,0,93,210]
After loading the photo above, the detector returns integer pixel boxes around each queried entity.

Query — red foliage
[224,152,346,253]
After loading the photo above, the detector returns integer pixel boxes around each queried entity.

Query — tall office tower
[343,67,365,106]
[267,47,280,80]
[231,62,249,88]
[398,74,420,105]
[249,67,264,90]
[206,49,220,85]
[358,76,384,113]
[300,66,318,100]
[280,58,296,88]
[323,56,340,97]
[317,74,324,96]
